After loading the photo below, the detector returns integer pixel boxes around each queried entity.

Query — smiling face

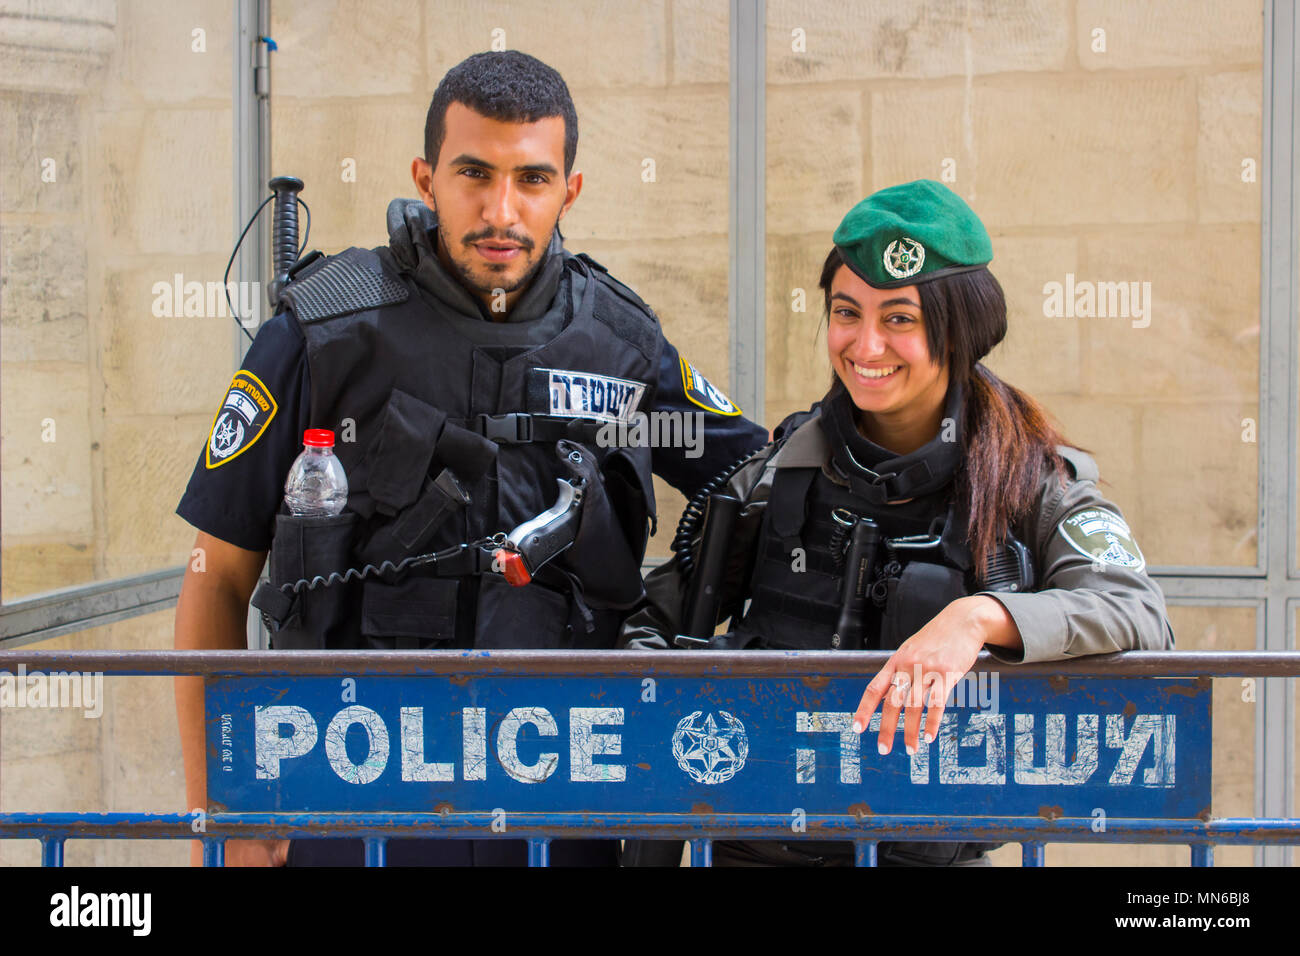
[411,101,582,311]
[826,264,949,447]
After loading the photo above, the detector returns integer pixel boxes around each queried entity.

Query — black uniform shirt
[176,279,768,553]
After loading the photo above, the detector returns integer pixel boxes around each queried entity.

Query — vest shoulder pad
[281,246,410,325]
[573,252,661,359]
[1056,444,1099,482]
[772,403,822,442]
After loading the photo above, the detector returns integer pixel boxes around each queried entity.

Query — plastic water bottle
[284,429,348,516]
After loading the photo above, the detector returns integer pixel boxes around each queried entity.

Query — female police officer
[620,179,1175,866]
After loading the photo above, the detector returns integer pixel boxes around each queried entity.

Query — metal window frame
[0,0,1296,864]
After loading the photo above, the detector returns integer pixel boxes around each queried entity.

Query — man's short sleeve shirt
[175,313,311,552]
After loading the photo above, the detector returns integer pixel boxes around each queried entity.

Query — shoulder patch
[1058,507,1145,572]
[281,247,409,324]
[205,370,278,468]
[679,357,742,416]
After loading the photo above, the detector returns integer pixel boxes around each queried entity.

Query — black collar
[820,379,964,505]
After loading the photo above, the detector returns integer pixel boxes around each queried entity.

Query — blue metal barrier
[1,650,1299,867]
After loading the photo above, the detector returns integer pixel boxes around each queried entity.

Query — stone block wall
[0,0,1281,867]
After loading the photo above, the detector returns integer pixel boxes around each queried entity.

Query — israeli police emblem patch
[672,710,749,785]
[883,237,926,279]
[1059,508,1145,572]
[205,370,278,469]
[679,357,742,416]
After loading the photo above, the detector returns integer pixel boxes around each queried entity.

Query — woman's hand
[851,596,1021,755]
[190,837,289,867]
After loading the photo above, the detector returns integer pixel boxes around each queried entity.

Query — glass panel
[1,1,235,600]
[763,0,1264,568]
[0,609,185,866]
[1033,604,1258,867]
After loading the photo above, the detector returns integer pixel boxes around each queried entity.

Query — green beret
[831,179,993,288]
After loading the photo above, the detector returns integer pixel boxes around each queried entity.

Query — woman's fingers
[901,669,938,754]
[923,674,948,744]
[875,666,921,755]
[852,660,896,735]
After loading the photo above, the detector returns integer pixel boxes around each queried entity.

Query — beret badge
[883,237,926,280]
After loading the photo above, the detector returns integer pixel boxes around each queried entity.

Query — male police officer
[173,51,767,867]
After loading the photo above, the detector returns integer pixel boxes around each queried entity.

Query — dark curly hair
[425,51,579,175]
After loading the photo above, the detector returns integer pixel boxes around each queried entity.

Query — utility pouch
[879,561,967,651]
[357,468,469,567]
[356,388,482,566]
[263,511,359,650]
[475,573,572,649]
[360,576,459,649]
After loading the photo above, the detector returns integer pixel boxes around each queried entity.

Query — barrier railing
[1,650,1298,867]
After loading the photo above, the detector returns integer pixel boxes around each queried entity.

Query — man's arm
[648,337,768,497]
[173,530,286,866]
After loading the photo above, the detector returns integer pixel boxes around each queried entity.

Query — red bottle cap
[303,429,335,448]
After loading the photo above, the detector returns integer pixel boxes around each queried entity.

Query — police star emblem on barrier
[883,237,926,279]
[672,710,749,785]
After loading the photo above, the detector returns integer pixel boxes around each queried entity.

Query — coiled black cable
[671,448,770,580]
[277,537,500,595]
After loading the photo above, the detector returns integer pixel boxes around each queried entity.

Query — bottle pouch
[360,576,460,649]
[266,511,359,650]
[550,441,651,610]
[879,561,967,651]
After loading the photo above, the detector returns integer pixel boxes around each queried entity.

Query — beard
[437,208,562,300]
[451,241,549,297]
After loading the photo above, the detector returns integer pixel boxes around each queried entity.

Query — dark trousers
[287,838,619,867]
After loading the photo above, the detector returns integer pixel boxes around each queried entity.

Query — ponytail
[959,364,1069,580]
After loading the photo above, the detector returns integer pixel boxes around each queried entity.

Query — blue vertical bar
[527,838,552,867]
[363,837,387,867]
[1022,841,1046,867]
[690,838,713,867]
[1191,844,1215,867]
[202,838,225,867]
[853,841,878,867]
[40,837,64,867]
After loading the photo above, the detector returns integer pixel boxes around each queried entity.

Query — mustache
[462,229,534,251]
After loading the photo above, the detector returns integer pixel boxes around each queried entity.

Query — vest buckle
[475,413,533,444]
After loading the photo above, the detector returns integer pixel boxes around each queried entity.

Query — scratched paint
[215,677,1209,818]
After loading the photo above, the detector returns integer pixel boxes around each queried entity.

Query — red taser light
[495,549,531,587]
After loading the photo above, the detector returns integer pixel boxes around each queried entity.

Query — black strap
[456,413,611,446]
[768,467,816,554]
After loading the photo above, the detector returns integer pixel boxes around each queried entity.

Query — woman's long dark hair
[818,247,1070,579]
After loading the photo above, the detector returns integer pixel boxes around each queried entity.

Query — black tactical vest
[737,463,972,650]
[265,244,662,651]
[736,382,988,650]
